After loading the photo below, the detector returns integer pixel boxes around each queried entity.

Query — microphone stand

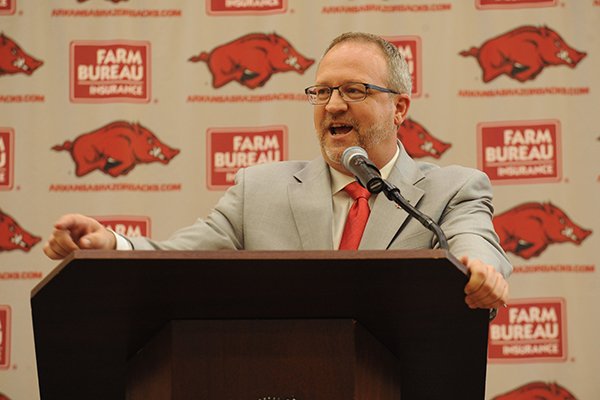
[377,179,449,251]
[365,174,499,319]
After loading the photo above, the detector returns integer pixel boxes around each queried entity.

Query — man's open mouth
[329,124,353,135]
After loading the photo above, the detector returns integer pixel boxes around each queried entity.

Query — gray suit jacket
[130,144,512,277]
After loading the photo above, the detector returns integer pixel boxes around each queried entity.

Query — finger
[55,213,100,238]
[46,244,72,260]
[44,230,79,259]
[78,233,94,249]
[466,289,494,309]
[54,213,83,231]
[43,242,64,260]
[79,228,115,250]
[464,260,503,307]
[43,237,75,260]
[53,228,80,252]
[464,260,489,295]
[467,272,508,309]
[475,268,500,299]
[485,278,509,309]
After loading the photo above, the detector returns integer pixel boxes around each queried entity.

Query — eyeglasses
[304,82,399,105]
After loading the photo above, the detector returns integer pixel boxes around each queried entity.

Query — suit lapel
[360,144,425,249]
[288,158,334,250]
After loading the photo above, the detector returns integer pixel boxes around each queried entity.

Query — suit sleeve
[439,169,513,278]
[128,169,247,250]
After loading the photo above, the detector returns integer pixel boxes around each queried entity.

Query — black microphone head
[341,146,368,172]
[341,146,385,193]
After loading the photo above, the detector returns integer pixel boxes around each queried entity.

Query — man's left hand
[462,256,509,309]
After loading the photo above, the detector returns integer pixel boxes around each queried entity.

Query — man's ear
[393,94,411,127]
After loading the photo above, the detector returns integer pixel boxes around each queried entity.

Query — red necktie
[339,182,371,250]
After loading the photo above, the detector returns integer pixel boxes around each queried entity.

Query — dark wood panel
[31,250,488,399]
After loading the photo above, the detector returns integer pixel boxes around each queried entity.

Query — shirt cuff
[107,228,134,250]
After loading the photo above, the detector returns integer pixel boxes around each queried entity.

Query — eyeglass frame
[304,82,400,105]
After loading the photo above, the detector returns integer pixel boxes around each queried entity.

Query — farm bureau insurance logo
[0,0,15,15]
[70,40,151,103]
[0,129,13,190]
[206,0,287,15]
[94,215,151,238]
[207,126,287,190]
[489,298,566,363]
[476,0,557,9]
[477,120,561,184]
[383,36,421,98]
[0,306,10,369]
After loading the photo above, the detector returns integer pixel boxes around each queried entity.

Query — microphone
[341,146,385,193]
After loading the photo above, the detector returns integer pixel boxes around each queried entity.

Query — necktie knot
[344,181,371,201]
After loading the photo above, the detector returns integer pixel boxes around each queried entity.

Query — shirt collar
[330,145,400,195]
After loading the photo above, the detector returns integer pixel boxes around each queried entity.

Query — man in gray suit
[44,32,510,310]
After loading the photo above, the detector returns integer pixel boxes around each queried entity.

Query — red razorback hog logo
[460,26,586,83]
[0,33,43,77]
[493,202,591,259]
[398,118,451,159]
[0,210,41,252]
[52,121,180,177]
[492,381,577,400]
[189,33,314,89]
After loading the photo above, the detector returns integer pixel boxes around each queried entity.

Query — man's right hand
[43,214,116,260]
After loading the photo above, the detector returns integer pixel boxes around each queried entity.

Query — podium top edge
[32,249,462,297]
[69,248,452,260]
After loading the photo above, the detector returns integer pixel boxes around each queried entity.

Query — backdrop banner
[1,1,598,398]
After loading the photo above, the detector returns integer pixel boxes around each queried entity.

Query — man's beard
[319,117,395,165]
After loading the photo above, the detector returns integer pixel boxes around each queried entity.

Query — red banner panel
[489,298,567,363]
[70,40,151,103]
[477,120,561,184]
[207,125,288,190]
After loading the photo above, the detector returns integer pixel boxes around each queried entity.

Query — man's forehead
[323,40,382,59]
[316,42,386,82]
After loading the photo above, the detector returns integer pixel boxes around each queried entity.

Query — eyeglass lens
[308,83,368,104]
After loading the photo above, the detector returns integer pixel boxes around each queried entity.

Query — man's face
[313,41,409,174]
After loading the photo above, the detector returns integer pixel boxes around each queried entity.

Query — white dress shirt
[330,147,399,248]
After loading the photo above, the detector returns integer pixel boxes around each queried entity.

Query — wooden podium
[31,250,490,399]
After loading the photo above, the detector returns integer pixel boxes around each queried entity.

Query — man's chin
[322,145,344,164]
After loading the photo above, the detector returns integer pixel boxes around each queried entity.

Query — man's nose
[325,89,348,113]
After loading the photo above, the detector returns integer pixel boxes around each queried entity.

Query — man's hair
[323,32,412,97]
